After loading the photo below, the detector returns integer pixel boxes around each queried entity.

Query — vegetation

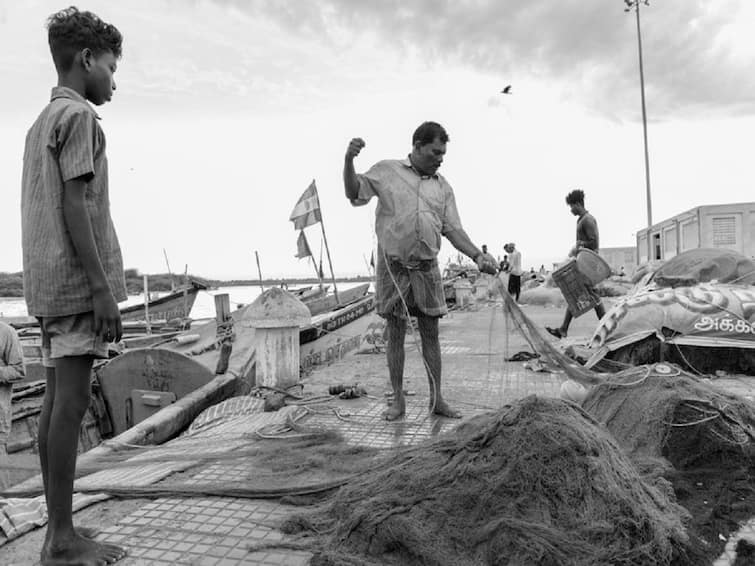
[0,272,23,297]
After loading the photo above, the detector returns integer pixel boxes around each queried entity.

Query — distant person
[539,264,545,275]
[0,321,25,490]
[480,245,497,271]
[343,121,497,421]
[546,189,606,339]
[500,254,510,273]
[505,243,523,302]
[619,265,626,277]
[21,8,127,564]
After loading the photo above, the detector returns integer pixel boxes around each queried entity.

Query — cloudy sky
[1,0,754,279]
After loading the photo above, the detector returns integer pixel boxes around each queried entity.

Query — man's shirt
[21,86,127,316]
[576,212,599,252]
[350,158,464,262]
[508,249,523,276]
[0,322,23,384]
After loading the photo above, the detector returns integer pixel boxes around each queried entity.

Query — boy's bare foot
[383,396,405,421]
[431,399,461,419]
[42,533,126,565]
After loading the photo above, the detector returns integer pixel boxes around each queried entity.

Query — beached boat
[442,262,480,304]
[1,280,208,334]
[119,280,207,322]
[6,286,380,454]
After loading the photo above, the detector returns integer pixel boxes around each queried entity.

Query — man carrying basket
[546,189,606,339]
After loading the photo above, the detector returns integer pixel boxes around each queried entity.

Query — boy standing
[21,7,127,564]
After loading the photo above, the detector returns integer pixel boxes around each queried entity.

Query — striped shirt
[350,158,464,262]
[21,86,127,316]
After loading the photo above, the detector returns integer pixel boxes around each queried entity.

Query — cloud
[214,0,754,120]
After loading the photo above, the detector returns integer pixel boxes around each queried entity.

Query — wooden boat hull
[7,290,381,456]
[8,380,110,456]
[305,282,370,316]
[119,281,207,322]
[94,292,378,436]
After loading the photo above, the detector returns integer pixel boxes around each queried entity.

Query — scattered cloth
[505,351,539,362]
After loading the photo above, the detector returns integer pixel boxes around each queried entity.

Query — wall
[636,202,755,263]
[600,246,637,275]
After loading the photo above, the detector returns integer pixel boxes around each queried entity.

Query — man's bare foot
[75,526,101,539]
[431,399,461,419]
[383,396,405,421]
[42,533,126,565]
[42,526,101,560]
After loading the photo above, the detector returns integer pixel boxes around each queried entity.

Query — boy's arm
[63,178,123,342]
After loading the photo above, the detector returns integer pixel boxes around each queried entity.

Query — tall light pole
[625,0,653,260]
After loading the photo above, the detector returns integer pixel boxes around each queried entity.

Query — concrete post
[453,279,473,308]
[247,287,311,389]
[473,277,489,301]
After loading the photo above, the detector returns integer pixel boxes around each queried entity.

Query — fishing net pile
[582,366,755,559]
[267,396,699,566]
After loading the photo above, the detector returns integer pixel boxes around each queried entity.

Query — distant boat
[119,280,207,322]
[442,262,480,304]
[304,283,370,316]
[2,280,208,331]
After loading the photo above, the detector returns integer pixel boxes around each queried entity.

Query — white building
[636,202,755,264]
[600,246,636,275]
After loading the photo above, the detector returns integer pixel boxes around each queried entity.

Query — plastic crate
[552,259,600,317]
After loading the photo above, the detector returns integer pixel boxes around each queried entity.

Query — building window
[681,221,698,251]
[712,217,736,247]
[664,228,677,256]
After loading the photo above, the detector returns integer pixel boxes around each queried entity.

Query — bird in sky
[501,85,512,94]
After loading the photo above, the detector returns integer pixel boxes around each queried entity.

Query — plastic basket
[576,249,611,285]
[552,259,600,317]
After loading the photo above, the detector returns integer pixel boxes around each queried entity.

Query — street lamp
[625,0,653,260]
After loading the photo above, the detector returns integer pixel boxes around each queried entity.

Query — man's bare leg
[417,315,460,418]
[384,315,407,420]
[41,356,125,565]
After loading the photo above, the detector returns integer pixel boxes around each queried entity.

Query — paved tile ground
[87,301,588,565]
[5,300,753,565]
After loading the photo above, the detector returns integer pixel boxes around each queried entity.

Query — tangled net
[581,365,755,562]
[581,365,755,471]
[263,396,700,565]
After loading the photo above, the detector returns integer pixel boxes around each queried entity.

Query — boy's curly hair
[47,6,122,72]
[565,189,585,206]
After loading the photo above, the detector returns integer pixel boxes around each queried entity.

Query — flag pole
[314,181,340,304]
[254,250,265,292]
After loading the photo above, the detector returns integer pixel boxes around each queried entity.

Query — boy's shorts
[37,312,109,368]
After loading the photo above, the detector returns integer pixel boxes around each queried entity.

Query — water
[0,281,372,320]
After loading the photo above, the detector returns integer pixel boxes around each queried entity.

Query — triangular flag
[295,231,312,259]
[289,180,321,230]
